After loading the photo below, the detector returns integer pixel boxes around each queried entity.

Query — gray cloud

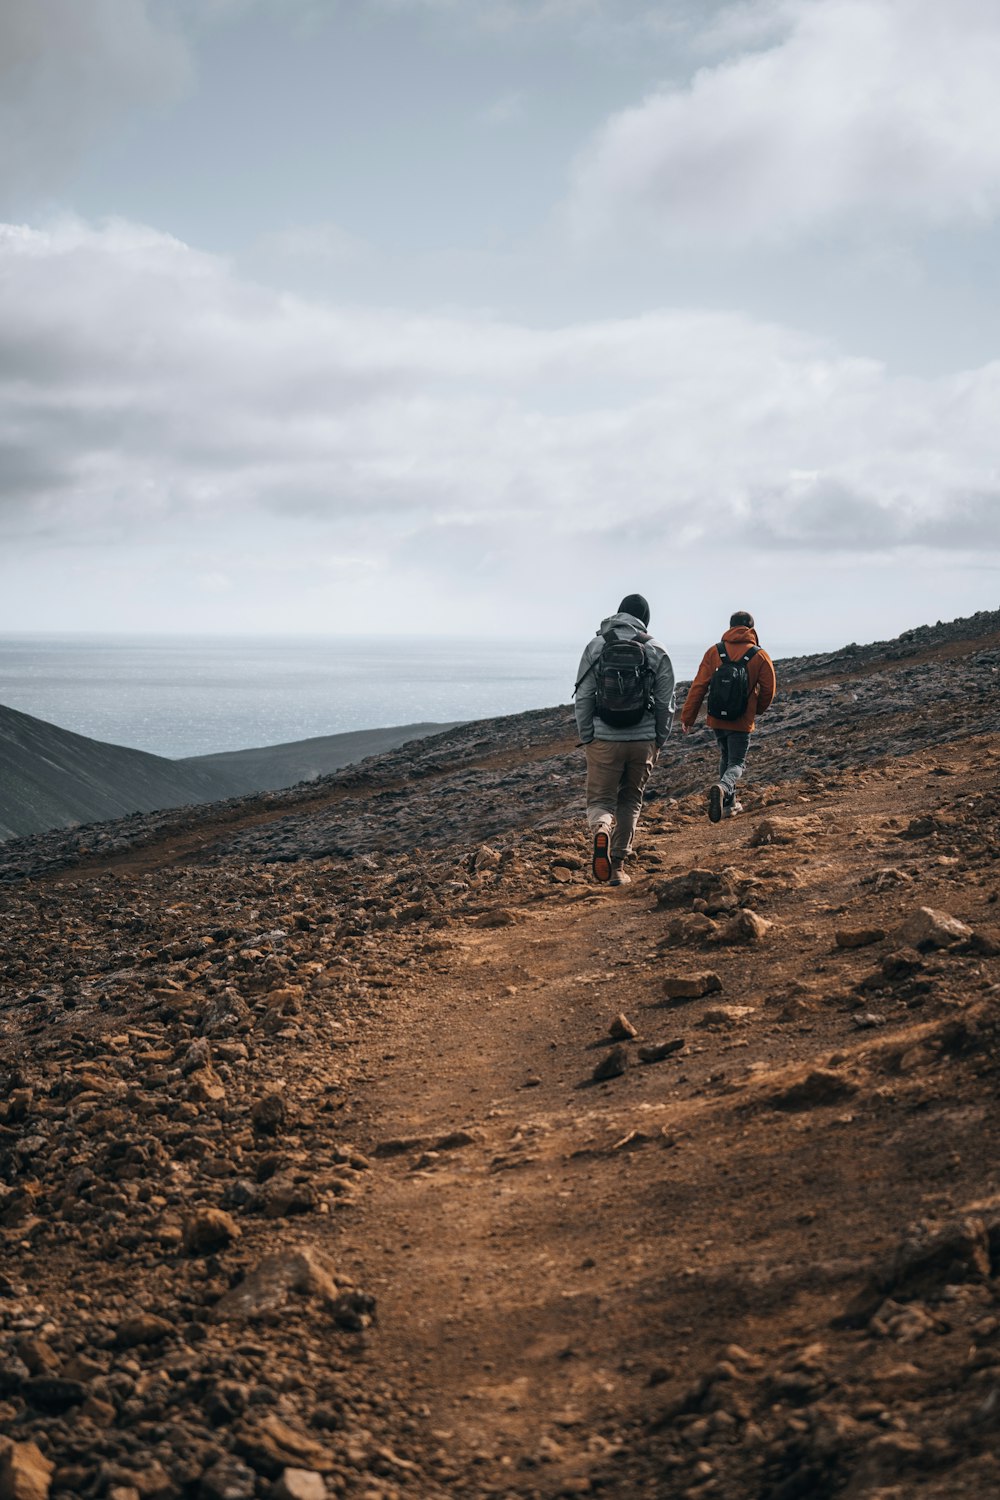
[0,218,998,629]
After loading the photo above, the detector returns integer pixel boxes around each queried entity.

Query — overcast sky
[1,0,998,646]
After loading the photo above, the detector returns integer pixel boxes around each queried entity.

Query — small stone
[261,1178,317,1219]
[0,1440,55,1500]
[835,928,886,949]
[21,1376,87,1412]
[184,1207,240,1255]
[638,1038,685,1064]
[212,1247,339,1323]
[116,1313,174,1348]
[888,1217,991,1293]
[895,906,973,950]
[374,1136,426,1158]
[592,1046,628,1082]
[433,1129,480,1151]
[662,972,722,1001]
[186,1066,227,1104]
[550,865,574,883]
[659,913,719,947]
[749,816,813,847]
[251,1093,288,1137]
[271,1469,327,1500]
[234,1415,335,1479]
[699,1005,755,1027]
[718,908,772,945]
[608,1013,638,1040]
[199,1457,257,1500]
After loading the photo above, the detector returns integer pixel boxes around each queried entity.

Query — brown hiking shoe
[592,828,612,882]
[708,784,724,823]
[609,861,631,886]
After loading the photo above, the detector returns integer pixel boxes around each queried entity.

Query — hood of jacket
[722,625,759,649]
[599,611,649,639]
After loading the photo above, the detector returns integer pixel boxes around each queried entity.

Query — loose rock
[895,906,973,950]
[592,1046,628,1082]
[662,972,723,1001]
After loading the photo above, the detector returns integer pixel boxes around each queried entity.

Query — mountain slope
[0,702,459,841]
[0,703,244,841]
[180,720,459,795]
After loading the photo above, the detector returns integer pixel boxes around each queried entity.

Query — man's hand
[681,722,692,736]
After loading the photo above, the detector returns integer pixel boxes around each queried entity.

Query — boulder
[835,928,886,949]
[212,1246,339,1323]
[659,913,720,948]
[662,972,723,1001]
[717,909,772,946]
[638,1038,685,1064]
[592,1046,628,1082]
[895,907,973,950]
[115,1313,174,1349]
[608,1013,638,1040]
[183,1208,240,1255]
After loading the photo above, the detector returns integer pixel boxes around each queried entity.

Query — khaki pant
[584,739,657,861]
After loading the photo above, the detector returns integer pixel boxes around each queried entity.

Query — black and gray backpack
[706,642,759,721]
[577,629,656,728]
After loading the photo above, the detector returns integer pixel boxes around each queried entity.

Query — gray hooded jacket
[574,612,676,747]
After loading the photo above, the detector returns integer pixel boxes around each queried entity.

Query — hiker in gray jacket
[574,593,675,885]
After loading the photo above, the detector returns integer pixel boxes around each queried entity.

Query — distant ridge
[0,704,239,841]
[0,705,456,841]
[181,721,459,796]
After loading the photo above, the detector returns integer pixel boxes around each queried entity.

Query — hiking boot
[723,800,744,819]
[609,861,631,886]
[592,828,613,883]
[708,784,724,823]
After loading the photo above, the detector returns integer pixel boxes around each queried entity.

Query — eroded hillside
[1,611,999,1500]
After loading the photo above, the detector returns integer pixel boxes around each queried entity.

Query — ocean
[0,634,825,761]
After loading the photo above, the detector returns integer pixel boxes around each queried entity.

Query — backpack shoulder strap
[717,642,728,662]
[741,646,760,663]
[573,639,605,696]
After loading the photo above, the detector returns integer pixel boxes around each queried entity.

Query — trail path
[312,736,1000,1497]
[2,666,999,1500]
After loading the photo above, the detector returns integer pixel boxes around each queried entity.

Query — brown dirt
[2,638,1000,1499]
[329,735,1000,1497]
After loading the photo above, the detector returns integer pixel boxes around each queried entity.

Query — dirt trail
[3,651,1000,1499]
[318,735,1000,1497]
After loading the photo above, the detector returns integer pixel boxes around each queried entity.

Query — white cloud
[0,215,998,632]
[0,0,190,201]
[570,0,1000,248]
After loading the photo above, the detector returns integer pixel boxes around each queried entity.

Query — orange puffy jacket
[680,626,776,734]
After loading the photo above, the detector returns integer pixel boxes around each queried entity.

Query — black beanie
[618,594,650,627]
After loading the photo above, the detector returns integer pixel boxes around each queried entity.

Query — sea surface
[0,634,828,760]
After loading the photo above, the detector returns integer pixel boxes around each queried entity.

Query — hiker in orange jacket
[680,611,776,823]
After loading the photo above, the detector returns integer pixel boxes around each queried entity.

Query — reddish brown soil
[1,632,999,1500]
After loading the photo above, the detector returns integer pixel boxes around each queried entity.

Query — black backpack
[706,642,759,722]
[579,630,656,728]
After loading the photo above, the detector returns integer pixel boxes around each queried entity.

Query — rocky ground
[1,608,999,1499]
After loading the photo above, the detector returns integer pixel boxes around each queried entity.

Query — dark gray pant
[714,729,751,805]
